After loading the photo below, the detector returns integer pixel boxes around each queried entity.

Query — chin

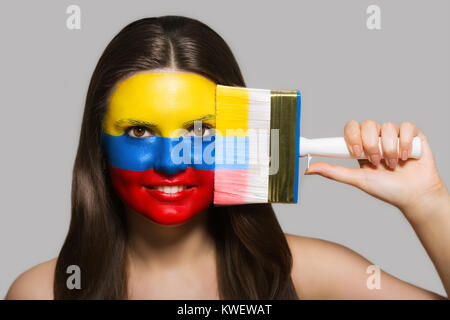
[144,207,206,226]
[127,190,213,225]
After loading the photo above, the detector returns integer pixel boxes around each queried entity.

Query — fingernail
[388,158,397,169]
[370,154,380,166]
[401,150,408,161]
[352,145,361,157]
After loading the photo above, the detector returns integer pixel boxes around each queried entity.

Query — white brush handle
[299,136,422,159]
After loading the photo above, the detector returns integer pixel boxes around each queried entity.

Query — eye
[186,124,215,137]
[126,126,153,138]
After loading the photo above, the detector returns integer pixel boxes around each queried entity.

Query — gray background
[1,0,449,298]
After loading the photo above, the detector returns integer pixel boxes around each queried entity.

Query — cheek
[192,169,214,200]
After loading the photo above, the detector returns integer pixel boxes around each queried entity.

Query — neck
[125,208,215,270]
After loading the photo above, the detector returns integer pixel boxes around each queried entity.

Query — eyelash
[125,124,215,138]
[186,124,215,137]
[125,126,154,138]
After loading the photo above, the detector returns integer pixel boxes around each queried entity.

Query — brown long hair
[54,16,299,299]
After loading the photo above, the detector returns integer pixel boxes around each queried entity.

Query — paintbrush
[213,85,422,205]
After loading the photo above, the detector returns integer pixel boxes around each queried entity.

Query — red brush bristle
[213,170,249,205]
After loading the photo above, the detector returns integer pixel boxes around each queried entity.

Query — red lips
[145,187,196,202]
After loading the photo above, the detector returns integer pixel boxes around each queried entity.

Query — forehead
[103,72,216,134]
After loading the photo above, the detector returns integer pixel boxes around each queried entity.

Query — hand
[305,120,448,220]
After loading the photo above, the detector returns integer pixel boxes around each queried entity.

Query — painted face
[102,72,216,225]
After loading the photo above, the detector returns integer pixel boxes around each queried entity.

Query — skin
[5,70,450,300]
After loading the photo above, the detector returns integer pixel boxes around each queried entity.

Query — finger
[361,120,381,166]
[305,162,364,189]
[399,121,419,161]
[381,122,400,169]
[344,120,362,157]
[357,158,372,168]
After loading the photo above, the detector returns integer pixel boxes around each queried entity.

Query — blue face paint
[101,132,252,175]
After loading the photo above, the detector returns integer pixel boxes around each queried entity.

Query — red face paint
[109,166,214,225]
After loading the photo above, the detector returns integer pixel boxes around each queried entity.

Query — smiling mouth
[145,185,196,193]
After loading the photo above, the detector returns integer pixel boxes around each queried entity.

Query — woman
[5,16,449,300]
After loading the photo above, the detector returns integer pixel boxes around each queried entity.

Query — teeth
[155,185,187,193]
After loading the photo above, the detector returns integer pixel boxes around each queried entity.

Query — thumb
[416,130,434,164]
[305,161,364,189]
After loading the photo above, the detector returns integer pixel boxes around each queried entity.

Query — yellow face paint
[103,72,216,137]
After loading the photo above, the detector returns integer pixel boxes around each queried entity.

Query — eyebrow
[114,114,216,132]
[114,119,159,132]
[182,114,215,128]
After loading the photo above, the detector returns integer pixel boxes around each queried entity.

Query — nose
[153,137,189,175]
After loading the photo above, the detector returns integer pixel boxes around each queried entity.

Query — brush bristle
[214,86,271,204]
[214,85,300,205]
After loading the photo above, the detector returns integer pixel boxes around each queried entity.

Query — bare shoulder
[5,258,57,300]
[284,233,368,299]
[284,233,445,299]
[285,233,368,268]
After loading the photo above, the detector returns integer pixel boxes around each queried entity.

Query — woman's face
[102,72,216,225]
